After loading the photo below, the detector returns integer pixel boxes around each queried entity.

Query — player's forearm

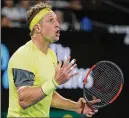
[18,77,58,109]
[51,91,77,111]
[18,86,46,109]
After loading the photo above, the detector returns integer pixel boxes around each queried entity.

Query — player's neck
[32,35,49,55]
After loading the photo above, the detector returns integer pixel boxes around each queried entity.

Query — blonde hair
[27,2,52,36]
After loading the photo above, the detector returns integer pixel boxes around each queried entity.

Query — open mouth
[56,29,60,36]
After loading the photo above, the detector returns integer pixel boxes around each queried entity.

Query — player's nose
[55,20,60,28]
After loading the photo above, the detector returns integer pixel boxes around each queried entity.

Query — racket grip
[80,103,85,117]
[80,102,96,118]
[86,102,95,112]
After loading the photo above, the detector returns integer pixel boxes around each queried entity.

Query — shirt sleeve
[8,53,35,87]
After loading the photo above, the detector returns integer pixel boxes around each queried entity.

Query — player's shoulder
[9,41,33,63]
[48,48,57,57]
[49,48,55,53]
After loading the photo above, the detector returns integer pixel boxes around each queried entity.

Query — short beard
[44,36,57,43]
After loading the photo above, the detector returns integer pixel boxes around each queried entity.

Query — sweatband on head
[41,78,59,95]
[29,8,53,31]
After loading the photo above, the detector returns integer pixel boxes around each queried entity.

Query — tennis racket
[81,60,124,117]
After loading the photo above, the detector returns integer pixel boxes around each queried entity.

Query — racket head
[83,60,124,109]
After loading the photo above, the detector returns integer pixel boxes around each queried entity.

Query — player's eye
[49,18,54,23]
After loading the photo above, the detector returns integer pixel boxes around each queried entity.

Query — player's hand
[54,57,78,85]
[74,98,101,117]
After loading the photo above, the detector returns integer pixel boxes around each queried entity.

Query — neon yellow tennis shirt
[7,40,57,117]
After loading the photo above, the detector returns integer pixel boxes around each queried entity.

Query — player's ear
[34,24,41,34]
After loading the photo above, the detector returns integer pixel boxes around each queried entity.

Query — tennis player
[7,2,100,117]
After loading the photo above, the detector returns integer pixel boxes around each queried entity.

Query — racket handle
[80,103,85,118]
[80,102,95,118]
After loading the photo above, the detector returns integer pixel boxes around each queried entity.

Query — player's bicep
[12,68,35,88]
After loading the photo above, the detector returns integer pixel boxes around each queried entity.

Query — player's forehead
[43,12,57,20]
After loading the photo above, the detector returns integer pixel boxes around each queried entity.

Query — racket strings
[93,63,122,90]
[84,61,124,108]
[92,75,119,97]
[93,72,114,92]
[101,63,121,80]
[93,63,121,83]
[85,83,119,105]
[85,85,112,104]
[93,63,121,78]
[92,68,121,95]
[92,63,121,97]
[84,88,108,105]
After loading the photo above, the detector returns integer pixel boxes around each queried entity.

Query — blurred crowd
[1,0,92,31]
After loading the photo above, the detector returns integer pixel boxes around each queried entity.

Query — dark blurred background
[1,0,129,118]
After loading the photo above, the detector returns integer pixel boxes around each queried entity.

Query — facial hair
[39,29,58,43]
[44,36,58,43]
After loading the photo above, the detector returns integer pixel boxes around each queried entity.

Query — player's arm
[17,86,46,109]
[15,68,60,109]
[9,55,52,110]
[51,91,100,117]
[51,91,78,111]
[13,56,77,109]
[12,68,48,109]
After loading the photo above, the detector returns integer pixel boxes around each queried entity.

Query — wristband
[52,78,59,87]
[41,78,59,95]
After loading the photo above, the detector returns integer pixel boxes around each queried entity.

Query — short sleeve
[8,53,35,87]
